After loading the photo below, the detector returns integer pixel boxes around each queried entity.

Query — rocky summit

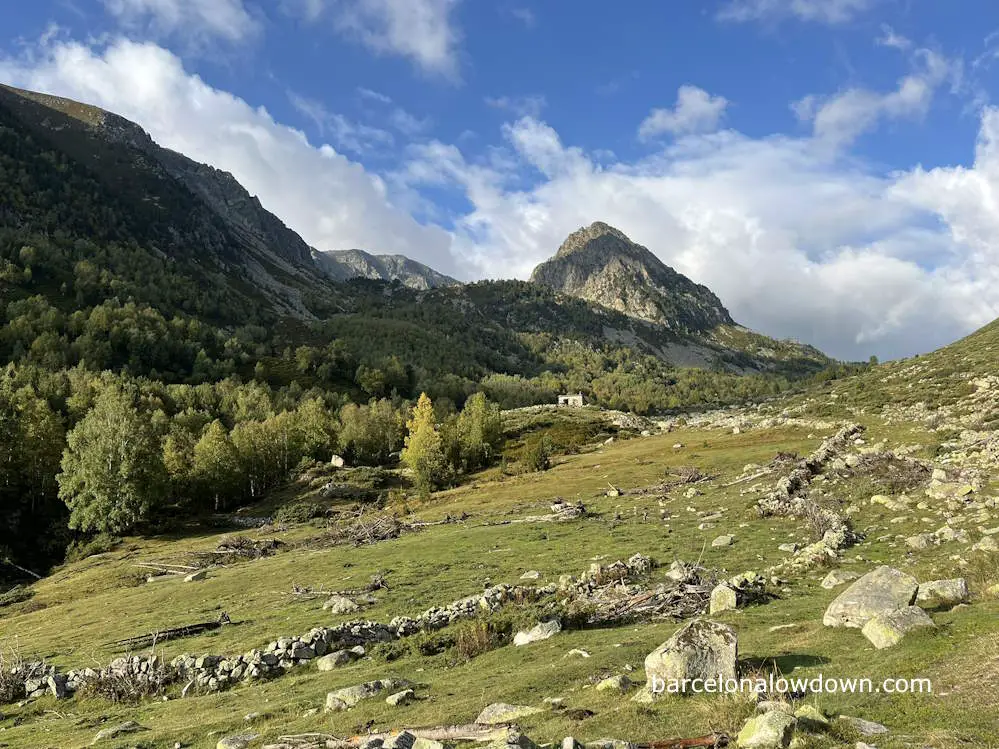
[530,222,734,333]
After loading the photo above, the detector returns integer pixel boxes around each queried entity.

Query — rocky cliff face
[313,249,459,290]
[530,222,734,333]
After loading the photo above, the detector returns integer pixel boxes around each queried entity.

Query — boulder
[709,583,738,615]
[793,704,829,730]
[736,710,795,748]
[711,535,734,547]
[486,730,538,749]
[383,732,417,749]
[594,675,632,693]
[915,578,968,610]
[476,703,543,725]
[861,606,935,649]
[185,569,208,582]
[326,679,411,711]
[91,721,146,744]
[822,566,918,628]
[513,620,561,647]
[323,595,360,615]
[316,650,355,671]
[642,619,737,698]
[386,688,415,706]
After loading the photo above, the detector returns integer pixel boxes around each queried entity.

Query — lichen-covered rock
[91,721,146,743]
[709,583,738,615]
[736,710,795,748]
[916,578,968,610]
[820,570,859,589]
[513,620,561,646]
[595,675,632,693]
[641,619,737,698]
[325,679,411,711]
[823,566,918,628]
[861,606,935,649]
[217,734,258,749]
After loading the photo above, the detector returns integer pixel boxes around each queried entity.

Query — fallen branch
[722,470,770,488]
[109,613,231,651]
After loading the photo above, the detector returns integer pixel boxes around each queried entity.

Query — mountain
[313,249,459,289]
[0,84,455,315]
[530,221,734,333]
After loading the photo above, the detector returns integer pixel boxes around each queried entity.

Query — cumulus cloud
[0,38,457,273]
[291,0,463,79]
[102,0,260,43]
[398,114,999,360]
[639,86,729,139]
[795,47,959,149]
[718,0,877,24]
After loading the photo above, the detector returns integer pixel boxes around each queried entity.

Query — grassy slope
[2,409,998,749]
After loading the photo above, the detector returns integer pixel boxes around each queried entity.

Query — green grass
[2,420,998,749]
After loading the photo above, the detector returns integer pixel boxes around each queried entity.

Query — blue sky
[2,0,999,360]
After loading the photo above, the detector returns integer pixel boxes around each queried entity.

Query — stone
[316,650,354,670]
[325,679,411,711]
[323,594,360,615]
[513,620,561,646]
[820,570,859,589]
[562,738,583,749]
[793,704,829,729]
[330,454,346,468]
[642,619,737,698]
[862,606,935,649]
[487,730,538,749]
[823,566,919,628]
[595,675,632,693]
[91,721,146,744]
[386,688,415,706]
[712,535,734,547]
[736,710,796,748]
[916,578,969,610]
[413,739,445,749]
[217,735,259,749]
[905,534,935,550]
[185,569,208,582]
[973,535,999,552]
[566,649,591,658]
[46,674,67,699]
[520,570,541,580]
[838,716,889,736]
[475,703,544,725]
[709,583,738,615]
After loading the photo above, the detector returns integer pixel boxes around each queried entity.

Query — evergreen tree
[57,388,166,534]
[402,393,447,495]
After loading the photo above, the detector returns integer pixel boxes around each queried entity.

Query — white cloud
[639,86,729,139]
[295,0,463,79]
[718,0,877,24]
[102,0,260,43]
[877,24,911,51]
[508,7,535,28]
[288,92,394,155]
[485,94,547,119]
[399,115,999,360]
[0,38,457,273]
[795,48,959,149]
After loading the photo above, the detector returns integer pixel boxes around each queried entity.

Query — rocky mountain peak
[531,222,734,333]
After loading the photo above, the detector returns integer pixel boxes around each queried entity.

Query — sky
[2,1,999,361]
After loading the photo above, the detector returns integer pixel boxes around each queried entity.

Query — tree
[337,399,403,465]
[193,420,239,510]
[402,393,448,495]
[57,388,166,534]
[454,392,503,472]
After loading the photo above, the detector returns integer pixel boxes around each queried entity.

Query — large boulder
[822,566,918,628]
[709,584,738,615]
[915,578,968,610]
[861,606,935,649]
[641,619,737,698]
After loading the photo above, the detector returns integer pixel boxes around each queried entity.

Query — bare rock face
[822,566,918,628]
[529,222,734,333]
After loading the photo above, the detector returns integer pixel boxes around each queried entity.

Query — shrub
[521,435,553,472]
[0,585,33,609]
[274,501,326,524]
[65,533,121,562]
